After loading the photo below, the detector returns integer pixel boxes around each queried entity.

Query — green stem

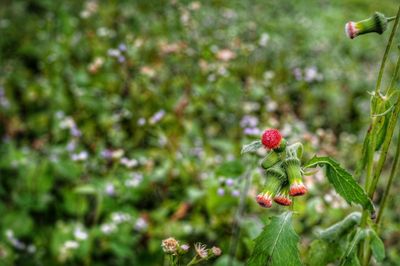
[387,48,400,95]
[375,6,400,95]
[363,124,400,265]
[388,16,396,22]
[359,6,400,264]
[376,126,400,226]
[186,256,197,266]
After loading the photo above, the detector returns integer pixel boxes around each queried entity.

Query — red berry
[261,129,282,149]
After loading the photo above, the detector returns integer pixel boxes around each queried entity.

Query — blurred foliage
[0,0,400,265]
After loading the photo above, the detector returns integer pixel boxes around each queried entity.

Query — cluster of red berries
[256,129,307,208]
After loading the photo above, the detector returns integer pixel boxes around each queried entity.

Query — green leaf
[247,212,302,266]
[339,228,367,266]
[319,212,361,241]
[241,140,262,154]
[307,239,339,266]
[307,212,361,266]
[368,229,385,262]
[304,156,375,215]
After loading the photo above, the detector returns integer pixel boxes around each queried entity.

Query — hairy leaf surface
[247,212,302,266]
[304,156,375,214]
[241,140,262,154]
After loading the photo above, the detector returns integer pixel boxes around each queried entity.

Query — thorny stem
[228,160,254,265]
[359,6,400,264]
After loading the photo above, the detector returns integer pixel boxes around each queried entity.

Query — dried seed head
[161,237,179,254]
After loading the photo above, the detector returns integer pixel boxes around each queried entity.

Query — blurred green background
[1,0,399,265]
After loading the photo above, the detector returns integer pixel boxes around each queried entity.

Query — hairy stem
[375,6,400,95]
[376,126,400,225]
[359,6,400,263]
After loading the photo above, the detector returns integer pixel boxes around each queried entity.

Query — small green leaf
[339,228,367,266]
[241,140,262,154]
[368,229,385,262]
[247,212,302,266]
[304,156,375,215]
[319,212,361,241]
[307,239,339,266]
[307,212,361,266]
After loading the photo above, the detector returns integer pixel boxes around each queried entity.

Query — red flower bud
[256,164,286,208]
[283,157,308,197]
[256,192,273,208]
[274,186,292,206]
[261,129,282,150]
[289,180,308,196]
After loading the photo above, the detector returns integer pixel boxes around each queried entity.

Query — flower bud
[256,164,286,208]
[211,246,222,256]
[179,244,190,254]
[283,157,307,196]
[274,185,292,206]
[261,129,282,149]
[345,12,389,39]
[261,150,280,169]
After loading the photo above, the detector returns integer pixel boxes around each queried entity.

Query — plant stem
[187,256,198,266]
[363,124,400,265]
[358,6,400,263]
[387,49,400,95]
[376,123,400,226]
[375,6,400,95]
[228,161,254,264]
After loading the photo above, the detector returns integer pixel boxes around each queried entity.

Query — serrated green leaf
[368,229,385,262]
[304,156,375,215]
[247,212,302,266]
[241,140,262,154]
